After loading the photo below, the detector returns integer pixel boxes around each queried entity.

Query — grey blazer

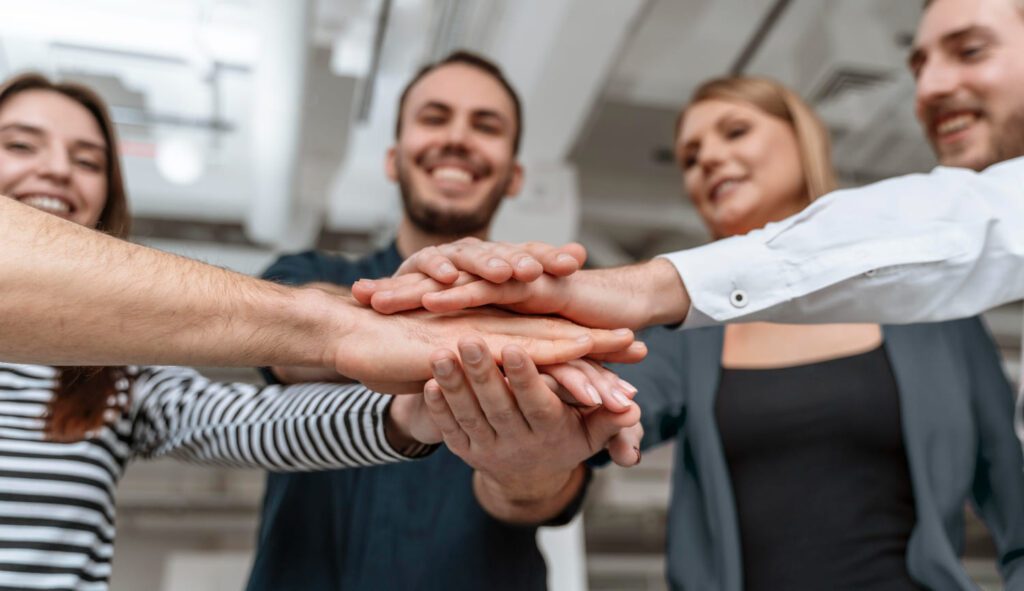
[615,318,1024,591]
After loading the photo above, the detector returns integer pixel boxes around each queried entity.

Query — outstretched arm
[0,197,639,383]
[355,157,1024,327]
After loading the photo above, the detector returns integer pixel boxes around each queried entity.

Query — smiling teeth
[21,195,70,214]
[433,166,473,183]
[713,179,740,200]
[936,114,975,136]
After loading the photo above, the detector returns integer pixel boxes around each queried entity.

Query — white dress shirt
[662,155,1024,327]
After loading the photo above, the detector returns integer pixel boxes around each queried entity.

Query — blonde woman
[617,77,1024,590]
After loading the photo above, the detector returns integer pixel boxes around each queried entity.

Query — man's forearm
[0,197,345,368]
[564,258,691,330]
[473,465,587,525]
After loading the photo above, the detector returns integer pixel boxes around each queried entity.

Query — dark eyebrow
[908,25,996,70]
[0,122,106,153]
[417,101,452,115]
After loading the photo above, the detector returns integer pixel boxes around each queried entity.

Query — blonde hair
[676,76,837,201]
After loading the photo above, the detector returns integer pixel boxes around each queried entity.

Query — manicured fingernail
[556,253,577,265]
[505,349,525,369]
[460,342,484,364]
[634,446,642,465]
[439,263,456,276]
[432,358,454,377]
[585,385,601,405]
[618,379,638,394]
[612,390,632,407]
[487,258,508,269]
[613,328,631,336]
[576,335,592,344]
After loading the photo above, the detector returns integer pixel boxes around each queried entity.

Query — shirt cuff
[657,235,793,326]
[374,395,440,461]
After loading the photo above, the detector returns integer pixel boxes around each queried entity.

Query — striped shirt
[0,362,423,590]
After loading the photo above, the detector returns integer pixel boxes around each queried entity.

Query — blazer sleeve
[960,318,1024,588]
[613,325,690,452]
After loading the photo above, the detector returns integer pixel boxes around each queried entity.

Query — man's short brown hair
[394,50,523,155]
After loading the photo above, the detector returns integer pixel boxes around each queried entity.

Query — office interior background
[0,0,1017,588]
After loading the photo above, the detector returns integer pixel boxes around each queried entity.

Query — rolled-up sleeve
[660,156,1024,327]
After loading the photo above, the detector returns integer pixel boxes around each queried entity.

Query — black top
[246,243,583,591]
[715,345,921,591]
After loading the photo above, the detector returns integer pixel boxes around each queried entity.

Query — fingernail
[634,446,642,465]
[377,290,393,299]
[585,385,601,405]
[439,263,456,276]
[613,328,631,336]
[487,258,508,269]
[356,279,375,288]
[576,335,592,344]
[460,343,484,364]
[556,253,577,265]
[432,358,454,377]
[612,390,632,407]
[516,257,538,270]
[618,379,638,394]
[505,349,525,369]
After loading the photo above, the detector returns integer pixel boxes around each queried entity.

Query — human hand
[353,258,689,331]
[331,299,643,392]
[424,337,643,504]
[387,237,586,285]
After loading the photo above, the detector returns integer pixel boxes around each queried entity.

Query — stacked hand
[352,237,688,330]
[419,337,643,522]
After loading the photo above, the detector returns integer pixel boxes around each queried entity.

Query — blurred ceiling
[0,0,940,251]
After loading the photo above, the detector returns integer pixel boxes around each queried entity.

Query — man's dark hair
[394,50,523,155]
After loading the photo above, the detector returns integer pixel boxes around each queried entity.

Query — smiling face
[910,0,1024,170]
[677,98,808,238]
[386,62,523,237]
[0,89,109,228]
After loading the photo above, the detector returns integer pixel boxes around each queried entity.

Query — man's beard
[934,106,1024,171]
[396,157,512,237]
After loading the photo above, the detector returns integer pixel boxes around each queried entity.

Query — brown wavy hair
[675,76,837,202]
[0,72,133,440]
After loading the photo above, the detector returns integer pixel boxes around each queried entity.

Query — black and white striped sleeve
[128,366,434,471]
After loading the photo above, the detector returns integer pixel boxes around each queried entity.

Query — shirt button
[730,289,748,308]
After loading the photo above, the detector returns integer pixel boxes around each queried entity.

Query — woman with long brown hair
[0,73,447,590]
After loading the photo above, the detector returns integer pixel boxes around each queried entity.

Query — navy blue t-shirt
[245,243,563,591]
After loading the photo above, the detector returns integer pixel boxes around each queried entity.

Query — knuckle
[491,407,520,425]
[524,407,557,424]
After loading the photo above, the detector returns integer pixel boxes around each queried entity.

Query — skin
[677,99,808,238]
[910,0,1024,171]
[0,90,109,227]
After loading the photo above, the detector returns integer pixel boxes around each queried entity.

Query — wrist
[637,258,690,327]
[384,396,423,452]
[473,465,587,525]
[476,464,582,504]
